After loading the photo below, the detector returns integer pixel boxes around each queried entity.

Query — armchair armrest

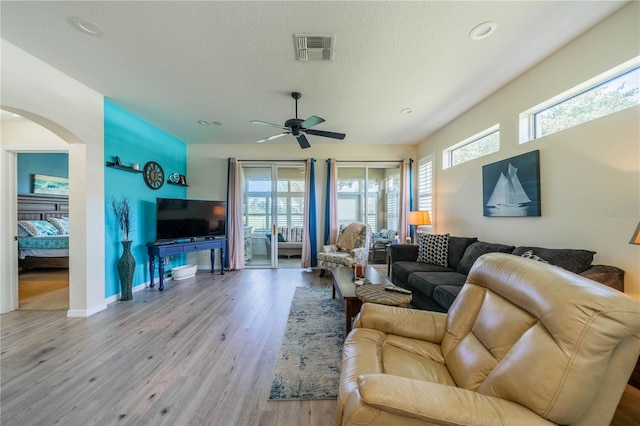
[357,374,554,426]
[322,244,339,253]
[388,244,419,263]
[354,303,447,343]
[351,247,369,264]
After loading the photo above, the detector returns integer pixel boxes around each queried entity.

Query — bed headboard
[17,194,69,221]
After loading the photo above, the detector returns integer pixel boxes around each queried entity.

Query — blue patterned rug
[269,285,345,400]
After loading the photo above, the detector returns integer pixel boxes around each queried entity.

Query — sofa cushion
[391,261,455,288]
[417,233,450,267]
[407,271,467,298]
[266,233,286,242]
[447,236,479,269]
[512,246,595,274]
[433,285,464,310]
[456,241,516,275]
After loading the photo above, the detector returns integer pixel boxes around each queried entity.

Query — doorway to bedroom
[17,152,70,311]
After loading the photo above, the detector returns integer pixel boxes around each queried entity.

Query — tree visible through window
[534,66,639,138]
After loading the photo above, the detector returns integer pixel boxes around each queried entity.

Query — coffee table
[331,265,393,334]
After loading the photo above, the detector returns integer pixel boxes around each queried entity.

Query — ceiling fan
[250,92,346,149]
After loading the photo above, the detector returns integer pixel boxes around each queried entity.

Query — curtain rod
[239,159,315,163]
[326,159,411,163]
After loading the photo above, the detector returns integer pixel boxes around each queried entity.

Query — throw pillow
[18,220,60,237]
[417,233,450,267]
[521,250,549,264]
[48,217,69,235]
[277,233,286,242]
[337,223,365,251]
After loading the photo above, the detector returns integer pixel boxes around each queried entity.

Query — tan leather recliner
[338,252,640,425]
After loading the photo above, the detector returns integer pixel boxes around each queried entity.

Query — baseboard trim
[67,303,107,318]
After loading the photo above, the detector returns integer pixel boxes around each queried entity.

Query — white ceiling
[0,1,628,147]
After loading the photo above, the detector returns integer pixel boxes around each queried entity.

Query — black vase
[117,240,135,301]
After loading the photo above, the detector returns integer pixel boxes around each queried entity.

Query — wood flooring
[18,268,69,310]
[1,267,638,425]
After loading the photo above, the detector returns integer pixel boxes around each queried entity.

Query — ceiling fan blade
[305,128,346,140]
[296,134,311,149]
[250,120,288,130]
[301,115,325,129]
[256,132,289,143]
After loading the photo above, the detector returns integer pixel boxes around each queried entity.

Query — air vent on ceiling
[295,34,335,61]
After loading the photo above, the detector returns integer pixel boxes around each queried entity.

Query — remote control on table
[384,285,412,294]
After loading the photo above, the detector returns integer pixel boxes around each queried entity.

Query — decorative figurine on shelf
[179,174,187,185]
[114,155,121,166]
[169,173,180,183]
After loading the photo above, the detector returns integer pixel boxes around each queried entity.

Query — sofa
[338,253,640,426]
[265,226,303,259]
[389,235,625,312]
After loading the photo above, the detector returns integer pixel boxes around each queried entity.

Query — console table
[146,239,226,291]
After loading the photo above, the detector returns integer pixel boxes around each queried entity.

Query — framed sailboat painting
[482,150,541,217]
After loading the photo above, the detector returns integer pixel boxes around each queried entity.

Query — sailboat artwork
[482,151,541,217]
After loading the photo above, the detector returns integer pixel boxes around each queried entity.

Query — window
[417,155,434,221]
[443,125,500,169]
[521,58,639,142]
[337,163,400,233]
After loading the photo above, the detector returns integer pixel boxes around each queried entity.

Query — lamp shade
[630,222,640,245]
[408,211,431,226]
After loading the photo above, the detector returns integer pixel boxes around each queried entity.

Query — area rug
[269,285,345,400]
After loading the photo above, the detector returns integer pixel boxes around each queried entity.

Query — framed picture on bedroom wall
[33,174,69,196]
[482,150,541,217]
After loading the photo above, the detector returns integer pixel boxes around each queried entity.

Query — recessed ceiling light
[68,17,104,37]
[198,120,210,125]
[469,21,497,40]
[401,108,413,114]
[211,121,222,126]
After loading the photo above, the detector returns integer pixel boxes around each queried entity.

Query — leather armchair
[318,222,371,276]
[338,253,640,425]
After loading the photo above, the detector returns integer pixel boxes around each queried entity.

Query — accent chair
[318,222,371,277]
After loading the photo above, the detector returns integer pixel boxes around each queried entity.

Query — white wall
[187,143,416,265]
[417,3,640,300]
[1,39,106,316]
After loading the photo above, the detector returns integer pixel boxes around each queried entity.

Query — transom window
[443,125,500,169]
[521,57,639,142]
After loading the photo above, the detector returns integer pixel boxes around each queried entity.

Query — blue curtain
[324,159,332,245]
[309,159,318,266]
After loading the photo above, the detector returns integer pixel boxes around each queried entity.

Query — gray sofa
[389,237,625,312]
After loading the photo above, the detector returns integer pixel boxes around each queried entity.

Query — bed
[17,194,69,270]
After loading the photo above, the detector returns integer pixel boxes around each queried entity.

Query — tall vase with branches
[111,196,134,301]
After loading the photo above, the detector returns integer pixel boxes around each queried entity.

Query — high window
[443,125,500,169]
[521,58,639,142]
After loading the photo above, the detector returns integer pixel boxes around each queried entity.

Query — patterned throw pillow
[48,217,69,235]
[521,250,549,264]
[18,220,60,237]
[417,233,450,267]
[337,223,365,251]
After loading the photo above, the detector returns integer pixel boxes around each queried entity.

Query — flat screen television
[155,198,226,243]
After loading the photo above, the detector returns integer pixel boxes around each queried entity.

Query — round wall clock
[143,161,165,190]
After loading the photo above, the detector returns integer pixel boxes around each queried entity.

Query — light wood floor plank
[2,267,638,425]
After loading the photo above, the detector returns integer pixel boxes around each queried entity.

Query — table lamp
[630,222,640,245]
[408,211,431,243]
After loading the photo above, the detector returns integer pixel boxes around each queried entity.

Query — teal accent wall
[17,153,68,194]
[104,100,187,299]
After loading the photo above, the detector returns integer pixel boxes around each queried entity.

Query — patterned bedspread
[18,235,69,250]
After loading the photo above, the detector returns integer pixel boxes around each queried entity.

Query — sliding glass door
[242,162,306,268]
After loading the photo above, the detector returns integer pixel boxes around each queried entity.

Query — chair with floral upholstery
[318,222,371,277]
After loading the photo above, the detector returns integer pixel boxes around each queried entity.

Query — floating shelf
[106,162,142,173]
[167,181,189,187]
